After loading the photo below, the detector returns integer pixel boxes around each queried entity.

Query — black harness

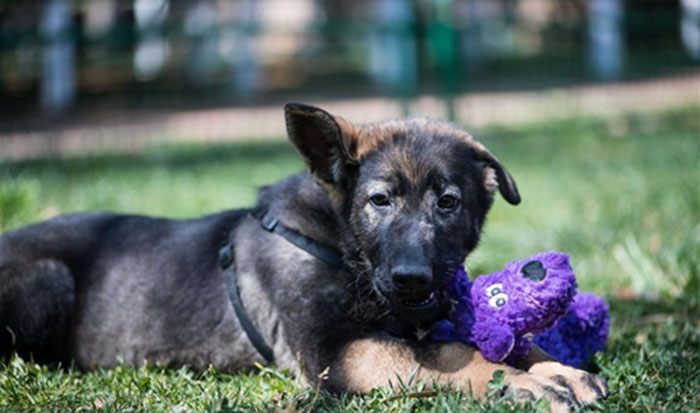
[218,211,345,364]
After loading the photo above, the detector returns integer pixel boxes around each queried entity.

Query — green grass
[1,106,699,411]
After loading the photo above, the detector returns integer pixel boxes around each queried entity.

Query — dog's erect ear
[471,141,521,205]
[284,103,359,185]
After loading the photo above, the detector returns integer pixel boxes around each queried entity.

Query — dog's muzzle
[392,293,445,324]
[384,285,446,325]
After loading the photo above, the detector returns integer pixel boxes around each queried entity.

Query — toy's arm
[471,321,515,362]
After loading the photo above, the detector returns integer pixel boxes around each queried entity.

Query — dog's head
[285,103,520,325]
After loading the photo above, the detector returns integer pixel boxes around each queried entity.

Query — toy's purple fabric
[432,252,578,363]
[533,292,609,368]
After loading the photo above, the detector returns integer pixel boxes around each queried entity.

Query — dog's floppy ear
[284,103,359,185]
[471,141,521,205]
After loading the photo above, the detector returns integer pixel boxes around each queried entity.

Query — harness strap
[219,238,275,364]
[257,212,345,270]
[219,211,345,364]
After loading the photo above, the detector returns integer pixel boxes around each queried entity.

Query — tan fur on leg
[338,339,512,396]
[333,338,592,411]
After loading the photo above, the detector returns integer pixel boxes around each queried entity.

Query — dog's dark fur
[0,104,606,410]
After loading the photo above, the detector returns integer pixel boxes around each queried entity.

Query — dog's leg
[511,343,609,407]
[331,337,602,411]
[0,260,74,363]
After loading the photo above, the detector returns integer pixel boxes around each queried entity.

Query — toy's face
[471,252,577,335]
[484,282,508,308]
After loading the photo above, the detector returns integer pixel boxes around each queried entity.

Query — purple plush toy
[533,292,609,368]
[432,252,609,368]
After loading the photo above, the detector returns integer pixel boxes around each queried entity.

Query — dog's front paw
[528,361,608,407]
[505,371,582,412]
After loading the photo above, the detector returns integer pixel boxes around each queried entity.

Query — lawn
[1,106,699,411]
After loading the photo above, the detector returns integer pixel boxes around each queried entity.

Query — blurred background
[0,0,698,155]
[0,0,698,302]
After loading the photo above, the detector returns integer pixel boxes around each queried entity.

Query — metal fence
[1,0,698,119]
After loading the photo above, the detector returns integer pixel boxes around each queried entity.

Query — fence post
[681,0,700,60]
[40,0,75,114]
[368,0,417,115]
[233,0,260,97]
[428,0,457,121]
[588,0,624,80]
[134,0,169,81]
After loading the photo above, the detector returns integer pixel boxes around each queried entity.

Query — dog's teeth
[402,293,435,307]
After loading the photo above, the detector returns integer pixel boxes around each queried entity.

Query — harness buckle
[219,244,234,269]
[260,213,279,232]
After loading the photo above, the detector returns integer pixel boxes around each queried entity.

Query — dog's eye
[370,193,390,207]
[486,283,503,297]
[437,194,459,209]
[488,293,508,308]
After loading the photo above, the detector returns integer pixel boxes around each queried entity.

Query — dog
[0,103,607,410]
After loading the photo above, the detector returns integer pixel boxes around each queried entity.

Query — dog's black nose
[391,265,433,291]
[521,260,546,281]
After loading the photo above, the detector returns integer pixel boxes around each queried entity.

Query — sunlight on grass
[1,106,699,411]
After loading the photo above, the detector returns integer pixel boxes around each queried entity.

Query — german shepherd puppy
[0,104,606,410]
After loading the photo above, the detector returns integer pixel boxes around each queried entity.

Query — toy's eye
[488,293,508,308]
[486,283,503,297]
